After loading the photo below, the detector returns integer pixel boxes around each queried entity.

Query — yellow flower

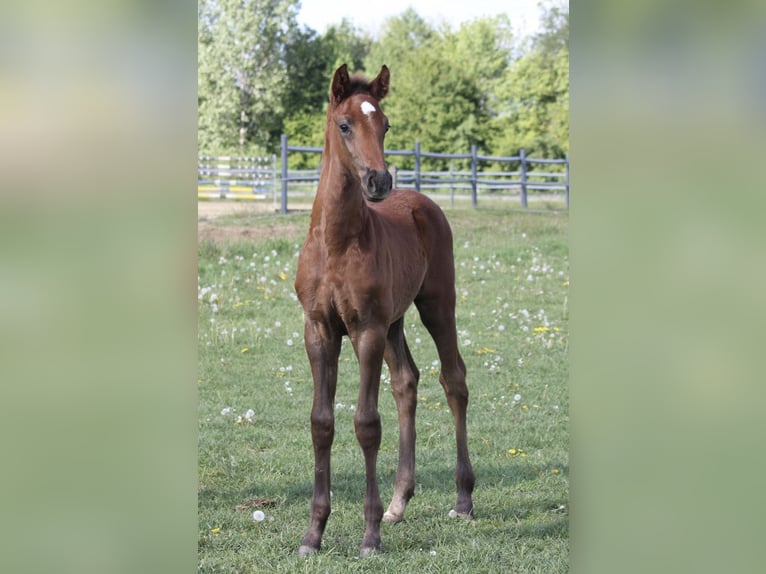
[279,273,287,281]
[210,528,220,534]
[241,347,249,353]
[475,347,497,355]
[552,469,560,475]
[508,449,517,455]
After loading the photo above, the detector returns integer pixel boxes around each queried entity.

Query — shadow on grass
[231,457,568,543]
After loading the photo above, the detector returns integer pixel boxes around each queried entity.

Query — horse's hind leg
[382,317,420,523]
[416,294,475,518]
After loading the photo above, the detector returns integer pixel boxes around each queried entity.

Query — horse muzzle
[362,168,392,202]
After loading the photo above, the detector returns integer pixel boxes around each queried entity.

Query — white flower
[252,510,265,522]
[287,339,294,346]
[448,509,458,518]
[514,394,522,402]
[221,407,232,416]
[245,409,255,420]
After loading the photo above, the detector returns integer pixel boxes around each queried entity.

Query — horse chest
[298,248,392,328]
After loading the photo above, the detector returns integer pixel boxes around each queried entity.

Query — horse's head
[328,64,393,202]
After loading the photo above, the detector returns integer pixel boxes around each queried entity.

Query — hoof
[382,511,403,523]
[448,508,474,519]
[298,545,318,558]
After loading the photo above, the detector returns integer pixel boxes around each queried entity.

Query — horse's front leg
[298,319,341,557]
[351,326,387,556]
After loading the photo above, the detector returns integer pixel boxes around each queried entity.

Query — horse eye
[339,123,350,134]
[385,122,391,133]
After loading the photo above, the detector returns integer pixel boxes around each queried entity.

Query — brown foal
[294,64,475,557]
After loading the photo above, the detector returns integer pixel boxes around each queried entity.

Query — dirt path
[197,201,311,243]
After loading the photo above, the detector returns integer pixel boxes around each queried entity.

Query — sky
[296,0,553,39]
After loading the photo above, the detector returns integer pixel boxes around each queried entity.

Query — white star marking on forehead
[361,101,376,117]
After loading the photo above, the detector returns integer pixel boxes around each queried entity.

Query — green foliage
[489,3,570,160]
[199,3,569,162]
[363,8,436,74]
[323,19,373,74]
[198,0,301,154]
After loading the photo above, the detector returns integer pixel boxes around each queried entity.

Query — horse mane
[329,74,372,103]
[346,74,374,95]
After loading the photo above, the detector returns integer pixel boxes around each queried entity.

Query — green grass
[198,207,569,572]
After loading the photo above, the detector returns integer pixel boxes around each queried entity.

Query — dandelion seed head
[252,510,265,522]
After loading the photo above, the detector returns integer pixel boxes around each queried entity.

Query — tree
[280,24,328,160]
[198,0,300,154]
[364,13,514,168]
[489,2,569,159]
[363,8,435,74]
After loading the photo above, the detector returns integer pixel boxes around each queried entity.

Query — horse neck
[310,136,371,254]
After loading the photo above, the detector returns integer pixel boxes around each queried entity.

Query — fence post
[565,153,570,209]
[271,154,277,211]
[280,134,288,214]
[520,148,528,208]
[449,160,455,207]
[390,164,398,188]
[470,144,478,207]
[414,141,421,193]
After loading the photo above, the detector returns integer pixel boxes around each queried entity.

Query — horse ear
[331,64,350,104]
[370,65,390,101]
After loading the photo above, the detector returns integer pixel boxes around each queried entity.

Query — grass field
[198,205,569,572]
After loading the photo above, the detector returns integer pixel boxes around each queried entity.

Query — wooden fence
[197,155,277,201]
[199,136,569,213]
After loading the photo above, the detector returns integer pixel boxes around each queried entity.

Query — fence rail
[197,155,277,201]
[199,136,569,213]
